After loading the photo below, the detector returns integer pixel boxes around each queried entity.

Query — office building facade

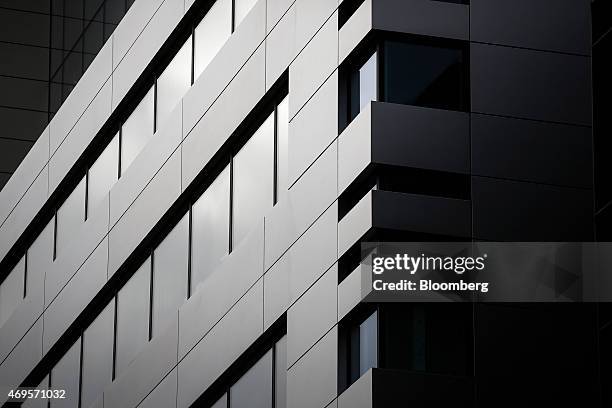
[0,0,608,407]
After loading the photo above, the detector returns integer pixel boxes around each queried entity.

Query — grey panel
[152,213,188,338]
[275,335,288,408]
[55,177,86,258]
[372,0,468,41]
[105,319,178,408]
[371,102,469,174]
[263,253,289,330]
[265,4,296,90]
[471,0,590,55]
[288,265,337,367]
[289,11,338,119]
[472,114,593,188]
[191,165,230,293]
[116,258,151,377]
[293,0,338,53]
[43,238,108,353]
[156,37,191,131]
[50,339,81,408]
[230,349,273,408]
[0,256,25,327]
[234,0,259,29]
[267,0,294,32]
[194,0,232,79]
[471,43,591,126]
[177,281,263,408]
[121,86,155,175]
[137,369,177,408]
[179,220,264,359]
[287,326,337,408]
[0,9,48,46]
[233,113,274,247]
[22,375,49,408]
[88,133,119,217]
[81,302,114,408]
[289,72,338,186]
[338,366,372,408]
[472,177,594,241]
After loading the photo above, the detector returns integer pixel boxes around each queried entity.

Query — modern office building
[0,0,608,407]
[0,0,133,188]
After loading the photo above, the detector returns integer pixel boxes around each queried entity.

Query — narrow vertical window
[232,113,274,247]
[275,96,289,204]
[194,0,232,80]
[349,52,377,122]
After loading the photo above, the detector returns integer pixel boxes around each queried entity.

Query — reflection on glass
[275,97,289,203]
[383,41,464,111]
[234,0,258,29]
[275,335,287,408]
[115,258,151,376]
[157,36,192,130]
[81,302,114,408]
[191,166,230,293]
[88,132,119,216]
[194,0,232,80]
[0,256,25,327]
[56,176,86,258]
[152,214,188,337]
[230,349,273,408]
[350,52,377,121]
[50,339,81,408]
[359,311,378,376]
[232,113,274,247]
[121,86,155,175]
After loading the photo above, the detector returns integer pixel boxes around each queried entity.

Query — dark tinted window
[382,40,467,111]
[349,52,377,121]
[349,310,378,384]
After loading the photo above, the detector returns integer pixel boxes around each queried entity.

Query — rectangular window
[275,335,287,408]
[382,40,466,112]
[115,258,151,377]
[0,256,25,327]
[275,96,289,204]
[234,0,258,30]
[230,349,273,408]
[87,132,119,217]
[121,86,155,175]
[232,113,274,247]
[156,36,192,130]
[191,165,230,293]
[348,310,378,384]
[152,213,188,337]
[81,302,114,408]
[349,51,377,121]
[55,176,86,258]
[50,339,81,408]
[194,0,232,80]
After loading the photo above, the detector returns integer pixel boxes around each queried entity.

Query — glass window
[191,165,230,293]
[121,86,155,175]
[55,176,86,258]
[81,301,114,408]
[349,52,377,121]
[194,0,232,80]
[232,113,274,247]
[234,0,258,29]
[88,132,119,217]
[152,214,188,337]
[382,41,466,111]
[275,97,289,204]
[0,256,25,327]
[211,394,227,408]
[50,339,81,408]
[230,349,273,408]
[157,36,192,131]
[349,310,378,384]
[115,258,151,376]
[275,335,287,408]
